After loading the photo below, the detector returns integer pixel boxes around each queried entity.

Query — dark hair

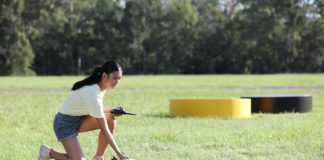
[71,60,122,90]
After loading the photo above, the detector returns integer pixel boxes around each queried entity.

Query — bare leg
[47,137,84,160]
[46,109,114,160]
[78,108,116,157]
[61,137,85,160]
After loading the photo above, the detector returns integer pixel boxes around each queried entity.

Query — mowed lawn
[0,74,324,160]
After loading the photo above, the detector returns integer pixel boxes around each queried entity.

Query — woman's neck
[97,81,109,91]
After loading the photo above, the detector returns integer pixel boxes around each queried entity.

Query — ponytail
[71,66,101,90]
[71,60,122,91]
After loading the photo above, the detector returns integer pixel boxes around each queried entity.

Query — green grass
[1,74,324,159]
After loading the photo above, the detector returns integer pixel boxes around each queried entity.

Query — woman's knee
[62,138,85,160]
[104,112,117,132]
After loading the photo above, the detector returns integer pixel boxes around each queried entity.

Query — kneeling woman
[37,61,132,160]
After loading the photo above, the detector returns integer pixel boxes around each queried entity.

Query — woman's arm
[96,117,128,159]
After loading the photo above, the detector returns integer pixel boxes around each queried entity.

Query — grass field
[0,74,324,160]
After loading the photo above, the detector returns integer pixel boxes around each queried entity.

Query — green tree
[237,0,286,73]
[135,0,199,74]
[118,0,161,74]
[0,0,35,75]
[192,0,227,73]
[31,0,83,75]
[295,19,324,72]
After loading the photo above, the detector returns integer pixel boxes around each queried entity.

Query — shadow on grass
[143,112,171,118]
[143,112,268,119]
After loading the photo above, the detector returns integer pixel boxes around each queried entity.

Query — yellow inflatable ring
[170,99,251,118]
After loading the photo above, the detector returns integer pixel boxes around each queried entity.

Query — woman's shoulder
[79,84,101,94]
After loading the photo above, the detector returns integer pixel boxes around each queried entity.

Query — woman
[37,60,132,160]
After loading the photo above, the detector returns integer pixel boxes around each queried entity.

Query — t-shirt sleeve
[82,90,105,118]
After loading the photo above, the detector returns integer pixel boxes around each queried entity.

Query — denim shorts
[53,112,86,142]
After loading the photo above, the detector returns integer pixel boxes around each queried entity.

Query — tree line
[1,0,324,75]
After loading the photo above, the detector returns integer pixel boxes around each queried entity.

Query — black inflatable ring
[241,94,312,113]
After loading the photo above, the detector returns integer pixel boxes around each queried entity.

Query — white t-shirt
[59,84,107,118]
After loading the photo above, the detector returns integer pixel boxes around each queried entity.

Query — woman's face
[103,70,122,89]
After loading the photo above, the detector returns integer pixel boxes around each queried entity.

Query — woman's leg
[45,137,84,160]
[61,137,85,160]
[49,149,69,160]
[37,144,68,160]
[78,108,116,157]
